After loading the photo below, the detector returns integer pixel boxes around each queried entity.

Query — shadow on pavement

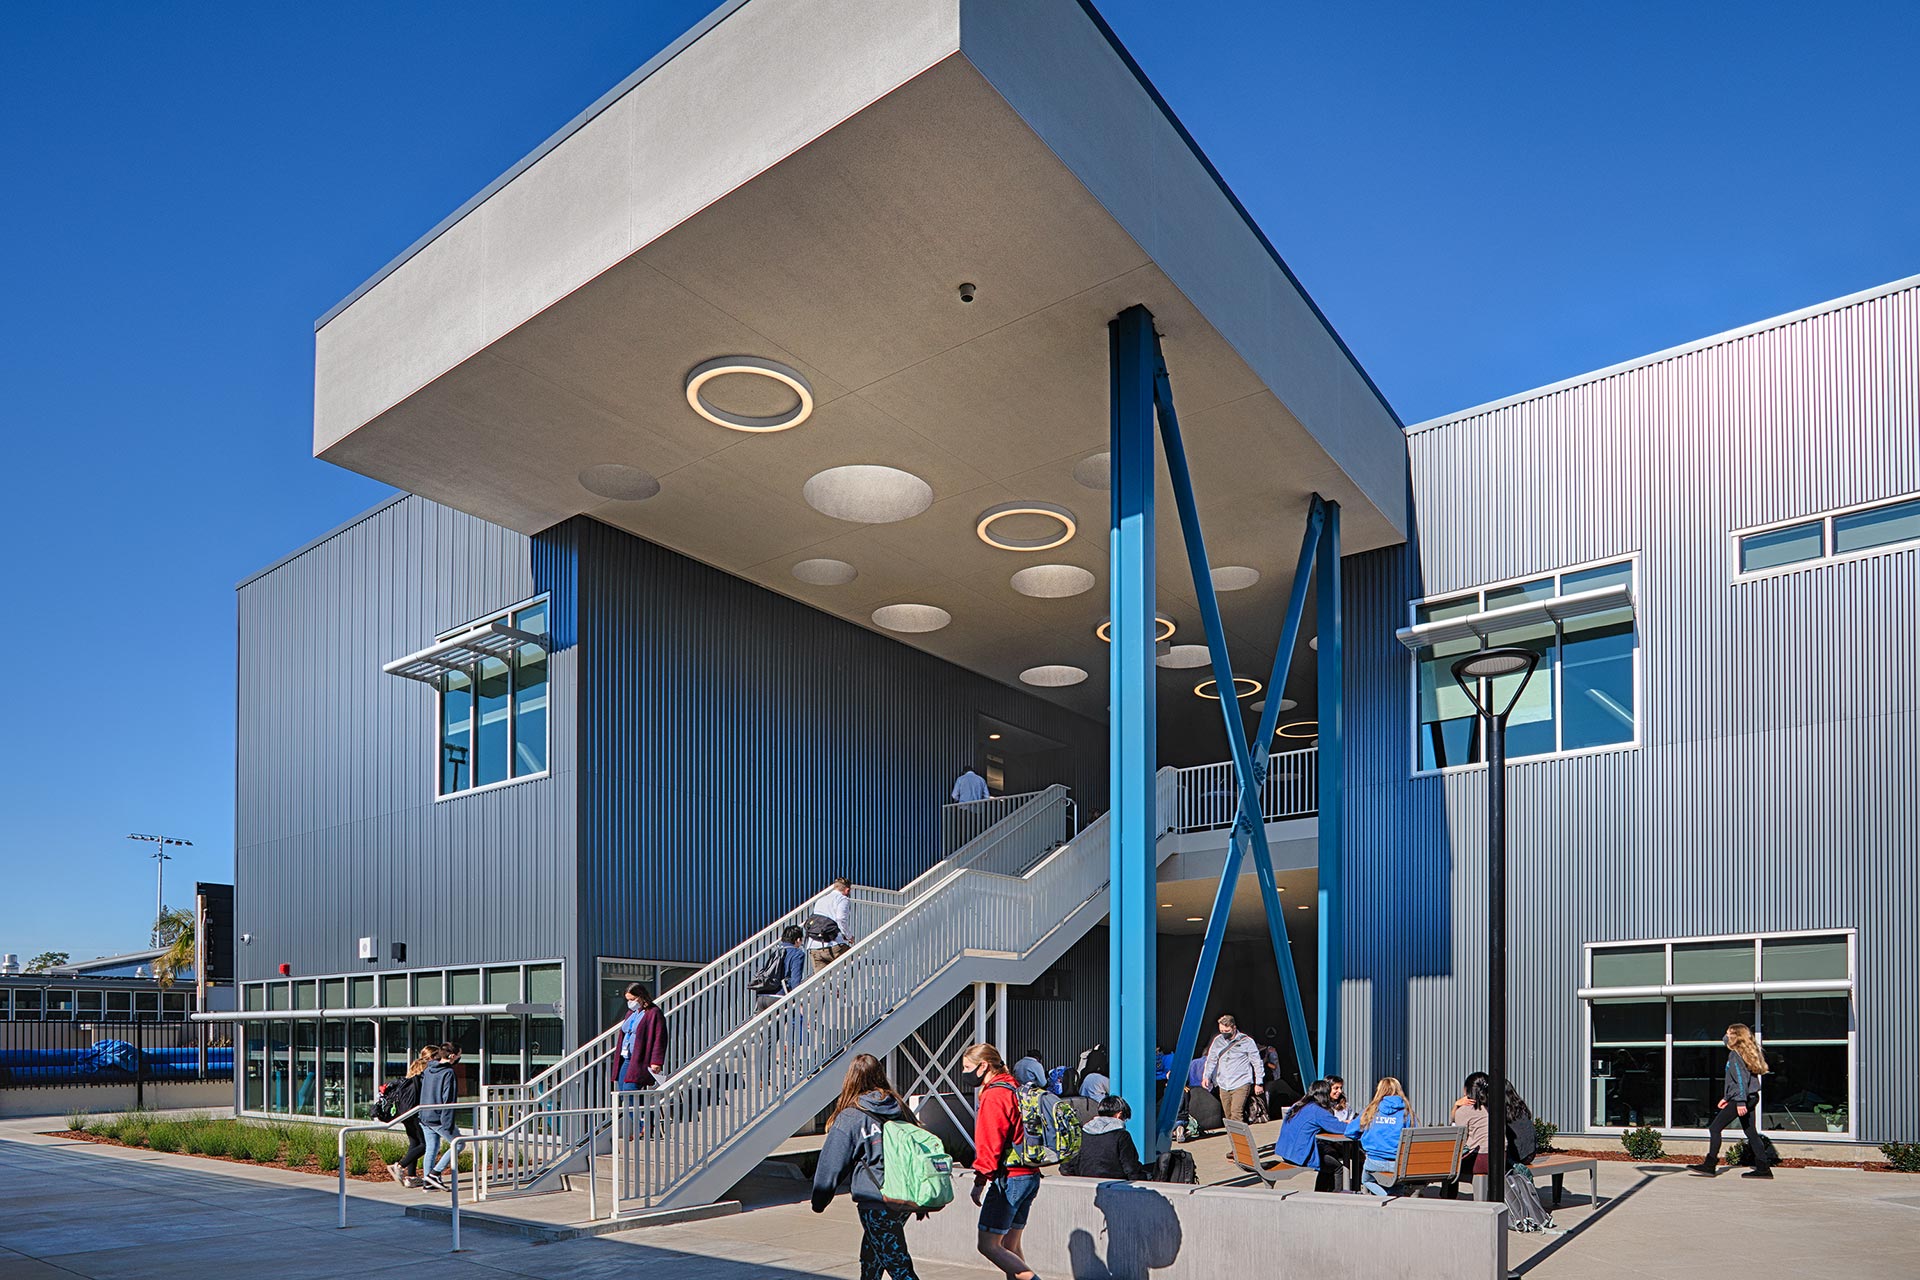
[1511,1165,1677,1276]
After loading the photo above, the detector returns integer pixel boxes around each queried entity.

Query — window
[1583,931,1854,1138]
[597,958,697,1029]
[437,597,550,796]
[1736,492,1920,577]
[1412,559,1638,771]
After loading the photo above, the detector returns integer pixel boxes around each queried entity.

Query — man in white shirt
[1201,1013,1264,1123]
[951,766,990,804]
[805,877,855,974]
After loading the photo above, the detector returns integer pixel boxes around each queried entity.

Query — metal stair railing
[611,771,1171,1212]
[478,784,1073,1195]
[1172,746,1318,832]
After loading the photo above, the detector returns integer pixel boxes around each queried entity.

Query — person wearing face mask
[962,1043,1044,1280]
[615,982,667,1092]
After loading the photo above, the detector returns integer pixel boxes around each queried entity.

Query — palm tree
[152,906,197,990]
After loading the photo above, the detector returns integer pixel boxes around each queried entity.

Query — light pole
[1450,646,1540,1197]
[128,833,193,945]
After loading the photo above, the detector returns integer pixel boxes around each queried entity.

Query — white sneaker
[385,1162,405,1183]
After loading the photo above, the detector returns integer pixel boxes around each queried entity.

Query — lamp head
[1449,646,1541,720]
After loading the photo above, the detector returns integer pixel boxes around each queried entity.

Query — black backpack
[1152,1149,1198,1184]
[804,914,841,944]
[750,945,788,996]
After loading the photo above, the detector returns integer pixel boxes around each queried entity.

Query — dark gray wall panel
[1342,279,1920,1142]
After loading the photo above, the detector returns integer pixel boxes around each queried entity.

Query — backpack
[749,945,787,996]
[804,914,841,943]
[1245,1092,1271,1125]
[1737,1132,1780,1168]
[1503,1166,1555,1233]
[1152,1148,1198,1184]
[995,1081,1082,1168]
[371,1085,396,1123]
[872,1120,955,1211]
[1047,1064,1073,1097]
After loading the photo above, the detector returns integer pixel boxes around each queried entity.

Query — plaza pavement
[1,1116,1914,1278]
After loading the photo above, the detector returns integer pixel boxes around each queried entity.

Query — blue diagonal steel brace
[1148,348,1316,1107]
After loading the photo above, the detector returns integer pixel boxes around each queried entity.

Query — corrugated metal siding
[234,497,578,992]
[1345,280,1920,1142]
[571,517,1109,993]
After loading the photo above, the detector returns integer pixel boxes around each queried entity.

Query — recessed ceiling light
[1185,917,1204,923]
[1296,904,1309,910]
[1211,566,1260,592]
[804,465,933,523]
[684,356,814,432]
[977,501,1077,552]
[1156,644,1211,670]
[1097,615,1176,643]
[872,604,951,633]
[791,558,857,586]
[988,733,1003,741]
[1278,886,1286,893]
[578,464,660,502]
[1072,452,1111,490]
[1019,664,1088,688]
[1276,719,1318,740]
[1160,902,1174,908]
[1010,564,1095,598]
[1309,635,1318,651]
[1195,676,1262,701]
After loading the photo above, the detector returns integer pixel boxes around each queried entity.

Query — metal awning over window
[190,1002,560,1022]
[1395,584,1633,653]
[382,621,547,683]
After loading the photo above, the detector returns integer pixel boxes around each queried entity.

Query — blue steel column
[1315,500,1344,1078]
[1108,305,1159,1160]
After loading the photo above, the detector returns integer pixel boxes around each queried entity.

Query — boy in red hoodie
[962,1043,1043,1280]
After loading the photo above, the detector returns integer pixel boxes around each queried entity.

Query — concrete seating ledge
[912,1175,1507,1280]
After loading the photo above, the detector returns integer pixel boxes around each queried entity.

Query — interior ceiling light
[1211,565,1260,591]
[1276,719,1319,740]
[1296,904,1309,910]
[791,558,857,586]
[1253,695,1299,714]
[1195,676,1263,701]
[872,603,951,633]
[1010,564,1096,599]
[1096,615,1176,644]
[1019,664,1088,688]
[1072,452,1111,491]
[1309,635,1318,651]
[1185,916,1204,922]
[988,732,1003,741]
[804,465,933,523]
[578,464,660,502]
[685,356,814,432]
[1157,644,1211,670]
[977,501,1077,552]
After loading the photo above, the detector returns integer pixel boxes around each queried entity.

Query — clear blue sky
[2,1,1913,962]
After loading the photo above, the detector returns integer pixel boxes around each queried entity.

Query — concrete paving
[3,1117,1916,1278]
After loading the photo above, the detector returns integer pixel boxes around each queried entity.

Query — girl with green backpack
[813,1054,954,1280]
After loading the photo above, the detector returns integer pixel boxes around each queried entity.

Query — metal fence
[1172,746,1319,832]
[0,1018,234,1098]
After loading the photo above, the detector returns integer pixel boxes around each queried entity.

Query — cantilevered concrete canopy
[313,0,1408,735]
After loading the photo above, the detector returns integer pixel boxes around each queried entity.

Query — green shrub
[1882,1142,1920,1173]
[373,1136,407,1165]
[1533,1119,1559,1151]
[65,1109,89,1131]
[347,1147,371,1177]
[197,1126,231,1158]
[318,1145,340,1173]
[235,1126,280,1163]
[146,1123,183,1153]
[1621,1125,1666,1161]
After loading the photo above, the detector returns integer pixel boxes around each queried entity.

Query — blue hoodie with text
[1346,1093,1410,1162]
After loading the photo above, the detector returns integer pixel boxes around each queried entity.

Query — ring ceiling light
[1072,452,1111,491]
[1009,564,1096,599]
[1211,566,1260,591]
[804,465,934,523]
[577,464,660,502]
[872,603,951,633]
[1096,615,1176,644]
[1156,644,1211,670]
[1020,664,1089,688]
[1195,675,1263,701]
[977,501,1077,552]
[1276,719,1319,740]
[684,356,814,432]
[792,558,857,586]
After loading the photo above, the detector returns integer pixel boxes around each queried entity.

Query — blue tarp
[0,1042,232,1087]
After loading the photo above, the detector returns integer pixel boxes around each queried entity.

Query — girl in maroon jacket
[616,983,667,1089]
[962,1043,1043,1280]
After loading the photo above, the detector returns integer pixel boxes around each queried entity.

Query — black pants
[856,1202,919,1280]
[1704,1099,1760,1163]
[399,1117,426,1175]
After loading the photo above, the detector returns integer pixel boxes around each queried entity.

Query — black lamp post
[1450,645,1540,1196]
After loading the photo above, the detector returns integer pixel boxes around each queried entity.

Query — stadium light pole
[128,833,193,945]
[1450,647,1540,1195]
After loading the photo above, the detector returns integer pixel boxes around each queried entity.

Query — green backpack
[998,1081,1083,1168]
[874,1120,955,1211]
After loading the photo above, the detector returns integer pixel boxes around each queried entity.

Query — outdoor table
[1314,1132,1363,1192]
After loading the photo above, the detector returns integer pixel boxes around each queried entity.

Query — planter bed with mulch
[43,1112,471,1182]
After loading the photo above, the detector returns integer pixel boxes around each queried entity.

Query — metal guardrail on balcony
[1171,746,1318,833]
[939,789,1062,854]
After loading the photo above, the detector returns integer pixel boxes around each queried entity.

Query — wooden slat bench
[1473,1153,1599,1208]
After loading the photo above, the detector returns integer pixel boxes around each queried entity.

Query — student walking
[1346,1077,1414,1197]
[807,877,857,973]
[616,983,667,1090]
[1201,1014,1264,1123]
[963,1043,1043,1280]
[384,1045,436,1186]
[418,1044,461,1191]
[1691,1023,1773,1179]
[812,1054,931,1280]
[755,925,810,1011]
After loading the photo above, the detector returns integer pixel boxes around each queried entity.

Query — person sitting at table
[1345,1076,1415,1197]
[1441,1071,1489,1198]
[1273,1079,1350,1192]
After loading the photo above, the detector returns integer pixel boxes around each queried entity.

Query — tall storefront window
[1412,559,1637,772]
[1584,932,1854,1137]
[437,596,550,796]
